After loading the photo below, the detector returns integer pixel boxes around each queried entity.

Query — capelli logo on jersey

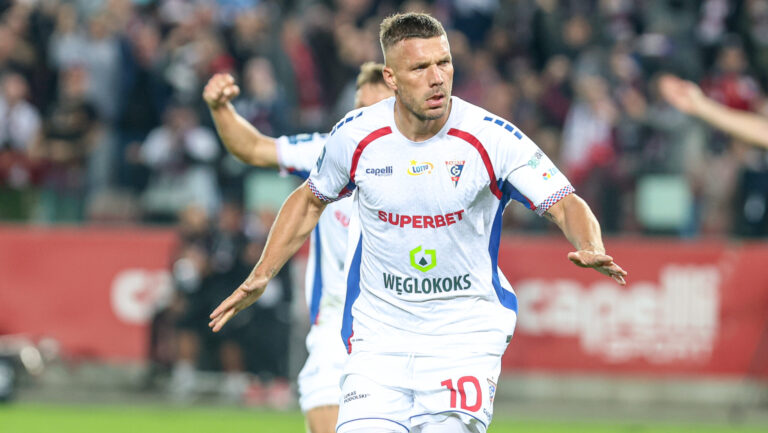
[365,166,393,176]
[445,160,465,187]
[407,160,434,176]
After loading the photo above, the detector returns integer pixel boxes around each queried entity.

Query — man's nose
[427,65,444,87]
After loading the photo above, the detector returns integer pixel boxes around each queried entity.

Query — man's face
[354,82,394,109]
[384,35,453,121]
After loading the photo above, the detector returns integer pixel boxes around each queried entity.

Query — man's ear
[383,66,397,92]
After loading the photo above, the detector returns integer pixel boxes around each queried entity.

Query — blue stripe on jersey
[309,226,323,325]
[287,168,311,180]
[502,179,534,210]
[489,179,518,312]
[341,235,363,353]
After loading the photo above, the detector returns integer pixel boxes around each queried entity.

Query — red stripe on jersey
[447,128,503,199]
[350,127,392,183]
[346,329,354,354]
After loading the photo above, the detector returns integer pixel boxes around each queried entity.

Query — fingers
[209,291,240,319]
[600,262,628,285]
[659,74,701,114]
[221,84,240,101]
[209,290,242,332]
[568,251,628,285]
[659,75,685,99]
[209,308,236,333]
[203,73,238,107]
[207,283,263,332]
[567,251,613,267]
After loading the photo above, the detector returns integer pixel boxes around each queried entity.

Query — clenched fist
[203,73,241,110]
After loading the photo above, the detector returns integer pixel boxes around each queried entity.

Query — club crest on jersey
[445,160,465,187]
[408,160,434,176]
[487,379,497,404]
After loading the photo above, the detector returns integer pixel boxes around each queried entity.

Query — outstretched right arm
[209,181,326,332]
[203,73,279,167]
[659,74,768,149]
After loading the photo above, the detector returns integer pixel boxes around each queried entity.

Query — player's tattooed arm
[203,73,279,167]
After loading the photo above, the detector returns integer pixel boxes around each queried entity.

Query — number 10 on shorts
[440,376,482,411]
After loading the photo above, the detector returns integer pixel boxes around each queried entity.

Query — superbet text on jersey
[308,96,574,357]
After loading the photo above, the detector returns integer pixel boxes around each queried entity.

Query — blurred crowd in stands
[1,0,768,235]
[146,202,295,404]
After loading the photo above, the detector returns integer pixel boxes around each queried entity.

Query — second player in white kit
[276,132,353,411]
[204,64,393,433]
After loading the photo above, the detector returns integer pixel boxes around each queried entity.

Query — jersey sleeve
[275,132,328,180]
[494,129,574,216]
[306,130,354,203]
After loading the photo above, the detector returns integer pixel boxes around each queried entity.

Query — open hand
[203,73,241,110]
[658,74,704,116]
[208,276,268,332]
[568,250,627,285]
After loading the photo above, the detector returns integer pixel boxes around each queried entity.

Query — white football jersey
[308,97,574,356]
[276,133,353,329]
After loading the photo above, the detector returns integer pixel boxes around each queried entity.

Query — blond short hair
[356,62,386,89]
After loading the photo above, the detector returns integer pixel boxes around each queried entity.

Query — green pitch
[0,403,765,433]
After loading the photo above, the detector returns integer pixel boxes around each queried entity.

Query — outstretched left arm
[543,194,627,285]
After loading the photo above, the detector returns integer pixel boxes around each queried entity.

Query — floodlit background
[1,0,768,432]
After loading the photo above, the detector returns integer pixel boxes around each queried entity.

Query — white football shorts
[297,323,349,412]
[336,351,501,433]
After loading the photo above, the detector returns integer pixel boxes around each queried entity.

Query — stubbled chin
[422,106,447,120]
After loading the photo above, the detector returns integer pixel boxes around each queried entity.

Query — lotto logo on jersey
[408,160,434,176]
[445,160,465,187]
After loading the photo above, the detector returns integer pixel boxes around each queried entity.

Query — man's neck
[393,98,452,142]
